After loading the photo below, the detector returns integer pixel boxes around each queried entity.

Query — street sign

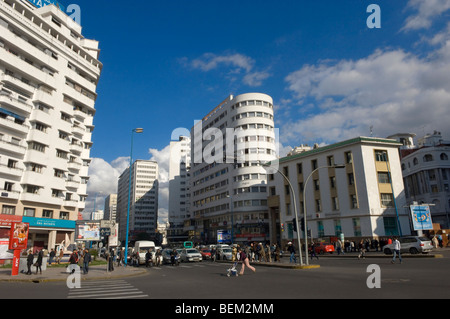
[100,228,111,237]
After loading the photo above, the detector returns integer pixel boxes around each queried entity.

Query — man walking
[288,242,297,263]
[83,249,91,274]
[391,237,402,264]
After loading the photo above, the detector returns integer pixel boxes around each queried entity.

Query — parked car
[310,243,335,255]
[382,236,433,255]
[180,248,202,262]
[216,247,233,260]
[200,248,212,260]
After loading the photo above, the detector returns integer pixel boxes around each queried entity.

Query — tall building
[390,131,450,228]
[117,160,158,243]
[190,93,277,244]
[168,135,191,243]
[267,137,410,247]
[0,0,102,251]
[103,193,117,221]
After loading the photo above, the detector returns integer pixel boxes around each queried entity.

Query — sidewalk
[0,262,147,283]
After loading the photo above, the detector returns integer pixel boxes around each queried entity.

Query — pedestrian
[266,244,272,262]
[48,249,55,265]
[232,246,237,262]
[170,249,178,266]
[211,247,216,262]
[432,236,439,249]
[238,247,256,275]
[145,249,153,268]
[274,244,281,262]
[26,250,34,275]
[83,249,91,274]
[310,242,319,261]
[336,239,344,255]
[57,248,64,264]
[259,243,266,262]
[155,249,162,267]
[288,242,297,263]
[357,240,366,259]
[35,249,43,274]
[391,237,402,264]
[69,249,79,273]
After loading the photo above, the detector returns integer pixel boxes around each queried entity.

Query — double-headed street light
[124,128,143,266]
[303,164,345,265]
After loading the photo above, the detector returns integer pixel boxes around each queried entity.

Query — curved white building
[190,93,277,244]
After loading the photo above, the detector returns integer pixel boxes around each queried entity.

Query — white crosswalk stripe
[67,280,148,299]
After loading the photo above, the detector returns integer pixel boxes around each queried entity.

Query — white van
[134,241,156,265]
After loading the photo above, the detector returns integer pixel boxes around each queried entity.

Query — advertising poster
[76,222,100,241]
[410,205,433,231]
[9,222,29,250]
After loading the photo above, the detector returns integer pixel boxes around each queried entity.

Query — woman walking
[238,247,256,275]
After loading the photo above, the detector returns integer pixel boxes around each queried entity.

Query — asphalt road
[1,251,449,301]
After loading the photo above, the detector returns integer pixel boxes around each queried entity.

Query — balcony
[0,163,23,178]
[0,116,30,135]
[69,142,83,154]
[0,189,20,200]
[0,138,26,156]
[63,199,78,208]
[67,161,81,171]
[0,92,32,114]
[1,73,37,96]
[65,179,80,190]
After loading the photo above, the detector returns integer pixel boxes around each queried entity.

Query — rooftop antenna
[370,126,374,137]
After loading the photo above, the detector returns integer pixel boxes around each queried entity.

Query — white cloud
[282,27,450,146]
[186,52,271,87]
[402,0,450,31]
[85,157,129,218]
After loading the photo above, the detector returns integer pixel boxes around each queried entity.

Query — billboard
[217,230,231,244]
[410,205,433,231]
[76,221,100,241]
[9,222,29,250]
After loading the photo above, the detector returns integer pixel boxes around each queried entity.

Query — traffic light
[292,218,297,232]
[300,218,305,232]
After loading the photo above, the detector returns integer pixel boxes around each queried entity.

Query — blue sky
[70,0,450,220]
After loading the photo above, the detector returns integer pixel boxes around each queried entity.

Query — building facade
[103,193,117,222]
[267,137,411,247]
[117,160,158,243]
[0,0,101,252]
[393,131,450,228]
[167,135,191,243]
[190,93,277,244]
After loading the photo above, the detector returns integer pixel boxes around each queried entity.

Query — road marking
[67,280,148,299]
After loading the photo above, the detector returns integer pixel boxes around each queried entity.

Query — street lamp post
[124,128,143,266]
[303,164,345,265]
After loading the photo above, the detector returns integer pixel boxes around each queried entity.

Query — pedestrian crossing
[67,280,148,299]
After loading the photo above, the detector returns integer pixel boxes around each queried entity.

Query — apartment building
[103,193,117,222]
[167,135,191,243]
[117,160,158,243]
[190,93,277,244]
[391,131,450,228]
[267,137,411,247]
[0,0,102,252]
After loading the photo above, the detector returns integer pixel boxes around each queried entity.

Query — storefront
[0,214,76,254]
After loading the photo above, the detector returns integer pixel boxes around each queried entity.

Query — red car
[200,248,211,260]
[310,243,335,255]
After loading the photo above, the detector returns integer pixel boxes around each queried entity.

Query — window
[350,194,358,209]
[423,154,433,162]
[383,217,398,236]
[317,221,324,238]
[378,172,390,184]
[334,219,342,236]
[24,208,35,217]
[352,218,362,237]
[42,210,53,218]
[314,179,320,191]
[315,199,321,212]
[332,197,339,210]
[327,156,335,166]
[375,150,388,162]
[297,163,303,174]
[330,176,336,188]
[312,159,318,170]
[345,152,353,164]
[283,166,289,178]
[60,211,69,220]
[2,205,15,215]
[380,193,394,207]
[441,153,449,161]
[347,173,354,186]
[4,182,13,191]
